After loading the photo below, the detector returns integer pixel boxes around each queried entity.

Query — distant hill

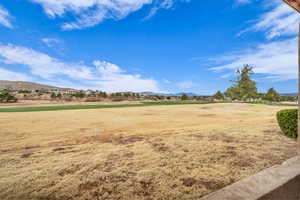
[141,91,200,96]
[175,92,198,96]
[280,93,298,97]
[0,80,62,91]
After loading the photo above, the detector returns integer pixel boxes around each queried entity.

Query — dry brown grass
[0,103,297,200]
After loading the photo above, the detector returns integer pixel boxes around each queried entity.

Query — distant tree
[97,91,107,98]
[0,90,17,103]
[225,65,258,101]
[102,92,107,98]
[181,94,189,101]
[264,88,280,102]
[280,95,296,102]
[124,93,131,97]
[56,93,62,99]
[114,92,122,97]
[50,92,56,99]
[72,91,85,98]
[213,91,224,100]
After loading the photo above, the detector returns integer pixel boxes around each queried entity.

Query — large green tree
[225,65,258,101]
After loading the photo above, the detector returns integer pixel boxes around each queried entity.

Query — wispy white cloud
[163,79,171,84]
[30,0,152,30]
[0,44,93,80]
[0,68,33,81]
[145,0,190,19]
[211,1,299,81]
[235,0,251,6]
[241,3,300,39]
[41,38,61,47]
[0,44,162,92]
[220,73,232,79]
[28,0,190,30]
[0,5,13,28]
[211,38,297,80]
[93,60,161,92]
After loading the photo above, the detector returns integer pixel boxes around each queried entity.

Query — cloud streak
[145,0,190,19]
[41,38,61,47]
[0,44,93,80]
[29,0,190,30]
[0,68,33,81]
[212,1,299,81]
[0,44,162,92]
[0,5,13,28]
[211,38,297,80]
[240,3,300,39]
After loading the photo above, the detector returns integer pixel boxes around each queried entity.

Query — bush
[276,109,298,138]
[181,94,189,101]
[0,90,17,103]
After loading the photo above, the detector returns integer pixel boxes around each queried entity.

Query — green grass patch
[0,101,223,113]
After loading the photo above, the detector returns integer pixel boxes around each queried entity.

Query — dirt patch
[208,134,239,143]
[67,134,146,146]
[199,106,212,110]
[181,178,226,190]
[115,136,145,144]
[79,181,99,191]
[79,128,88,132]
[58,164,82,176]
[200,180,229,190]
[52,147,66,152]
[231,156,257,168]
[148,141,170,152]
[199,114,218,117]
[20,152,33,158]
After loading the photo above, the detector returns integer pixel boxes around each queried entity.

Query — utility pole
[282,0,300,154]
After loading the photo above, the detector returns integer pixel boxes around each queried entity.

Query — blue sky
[0,0,299,94]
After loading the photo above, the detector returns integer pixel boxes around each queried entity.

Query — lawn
[0,103,296,200]
[0,101,219,112]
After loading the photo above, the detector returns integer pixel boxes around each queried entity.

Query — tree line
[213,65,296,102]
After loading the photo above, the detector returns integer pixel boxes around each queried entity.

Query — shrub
[181,94,189,101]
[0,90,17,103]
[213,91,224,100]
[276,109,298,138]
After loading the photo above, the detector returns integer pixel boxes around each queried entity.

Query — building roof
[283,0,300,13]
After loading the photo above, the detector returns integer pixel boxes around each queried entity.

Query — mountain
[141,92,200,96]
[280,93,298,97]
[175,92,198,96]
[0,80,62,91]
[141,92,173,96]
[0,81,209,96]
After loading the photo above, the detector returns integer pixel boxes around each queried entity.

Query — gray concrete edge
[199,156,300,200]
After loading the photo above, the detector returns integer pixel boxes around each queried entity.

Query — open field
[0,101,219,112]
[0,100,143,108]
[0,103,297,200]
